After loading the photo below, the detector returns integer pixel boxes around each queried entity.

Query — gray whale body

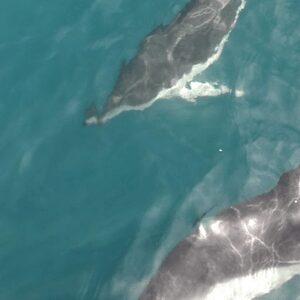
[139,165,300,300]
[85,0,244,125]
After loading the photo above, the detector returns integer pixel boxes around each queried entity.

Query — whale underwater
[85,0,246,125]
[139,165,300,300]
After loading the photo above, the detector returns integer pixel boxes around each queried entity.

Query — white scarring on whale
[139,164,300,300]
[85,0,246,125]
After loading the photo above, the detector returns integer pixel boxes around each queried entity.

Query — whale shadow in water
[84,0,245,126]
[139,164,300,300]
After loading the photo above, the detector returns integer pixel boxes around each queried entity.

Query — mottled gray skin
[139,165,300,300]
[86,0,243,124]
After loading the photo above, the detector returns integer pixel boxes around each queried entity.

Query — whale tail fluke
[83,104,104,126]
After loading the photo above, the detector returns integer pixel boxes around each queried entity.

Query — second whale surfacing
[85,0,246,125]
[139,165,300,300]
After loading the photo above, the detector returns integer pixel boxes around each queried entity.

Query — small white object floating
[235,89,245,97]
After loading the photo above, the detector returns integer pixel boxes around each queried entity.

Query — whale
[139,165,300,300]
[85,0,246,125]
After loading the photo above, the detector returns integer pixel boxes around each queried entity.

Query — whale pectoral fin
[178,86,198,102]
[178,81,231,102]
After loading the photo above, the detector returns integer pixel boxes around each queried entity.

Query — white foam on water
[100,98,157,123]
[18,139,43,174]
[99,0,246,123]
[108,196,172,300]
[201,264,300,300]
[235,89,245,97]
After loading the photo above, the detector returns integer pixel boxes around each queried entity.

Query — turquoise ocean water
[0,0,300,299]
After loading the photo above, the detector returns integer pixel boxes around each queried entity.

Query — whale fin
[178,81,232,102]
[83,103,100,126]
